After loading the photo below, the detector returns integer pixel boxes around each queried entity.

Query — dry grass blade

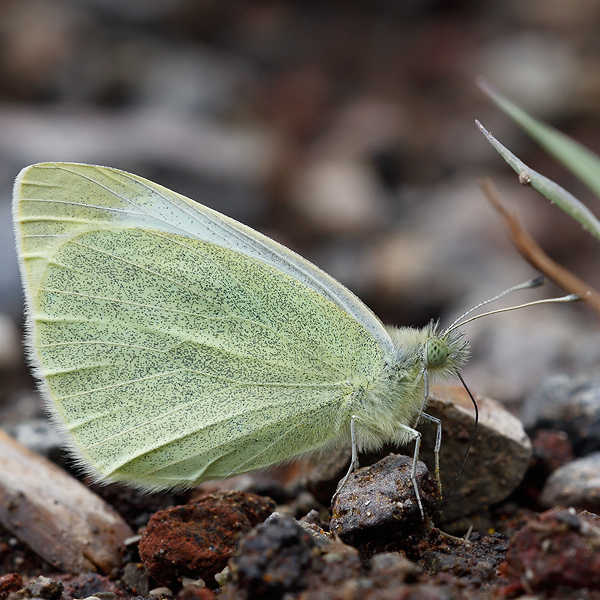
[479,177,600,316]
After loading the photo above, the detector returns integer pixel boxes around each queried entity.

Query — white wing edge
[16,162,394,353]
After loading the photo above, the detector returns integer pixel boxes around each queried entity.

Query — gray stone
[522,373,600,456]
[418,387,532,522]
[540,451,600,512]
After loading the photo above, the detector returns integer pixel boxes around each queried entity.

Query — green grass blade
[476,120,600,243]
[479,78,600,201]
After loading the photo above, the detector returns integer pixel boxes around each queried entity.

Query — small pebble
[180,578,205,588]
[369,552,423,580]
[121,562,150,596]
[123,535,143,547]
[474,560,495,580]
[0,573,23,598]
[213,567,229,588]
[149,587,173,596]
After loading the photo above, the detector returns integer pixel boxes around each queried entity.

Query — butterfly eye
[426,338,448,368]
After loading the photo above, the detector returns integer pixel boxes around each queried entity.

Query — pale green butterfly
[14,163,565,514]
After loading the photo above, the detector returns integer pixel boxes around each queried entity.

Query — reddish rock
[139,492,275,588]
[501,508,600,590]
[531,429,575,474]
[0,573,22,600]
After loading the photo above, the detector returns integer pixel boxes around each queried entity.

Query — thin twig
[479,176,600,316]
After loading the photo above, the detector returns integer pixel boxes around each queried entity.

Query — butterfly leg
[332,415,359,502]
[419,412,442,496]
[394,423,425,519]
[333,419,426,519]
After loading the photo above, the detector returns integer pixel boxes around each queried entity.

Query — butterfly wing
[15,163,393,351]
[13,163,387,489]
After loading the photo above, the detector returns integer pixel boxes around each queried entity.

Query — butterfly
[16,162,522,515]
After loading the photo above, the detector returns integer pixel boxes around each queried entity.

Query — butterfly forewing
[16,163,392,351]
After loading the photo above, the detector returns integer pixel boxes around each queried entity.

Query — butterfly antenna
[444,277,581,335]
[447,293,581,333]
[441,373,479,506]
[443,275,546,335]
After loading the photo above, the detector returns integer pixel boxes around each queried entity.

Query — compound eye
[426,338,448,367]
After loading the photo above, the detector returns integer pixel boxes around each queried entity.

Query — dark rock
[223,518,363,599]
[501,508,600,590]
[55,574,122,600]
[540,451,600,512]
[531,429,575,475]
[512,429,576,510]
[330,454,439,546]
[139,492,275,589]
[224,514,320,599]
[121,562,151,596]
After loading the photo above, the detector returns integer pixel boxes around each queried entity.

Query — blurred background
[1,0,600,433]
